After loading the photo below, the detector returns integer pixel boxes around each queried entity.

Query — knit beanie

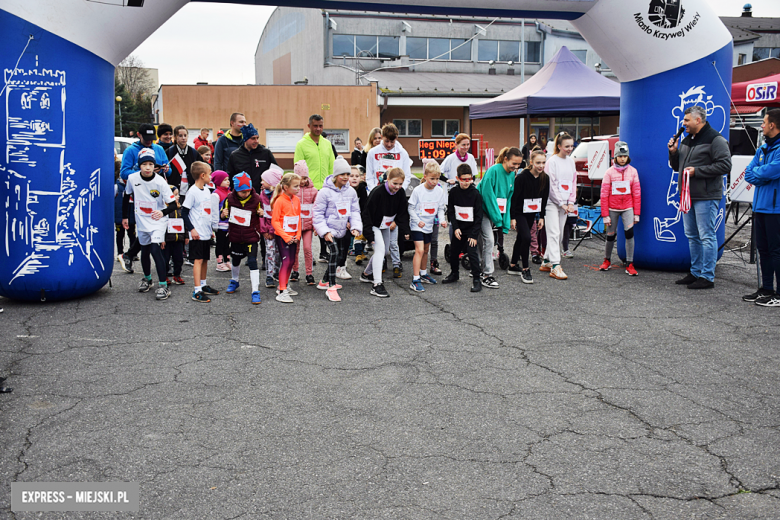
[261,163,284,187]
[333,156,350,175]
[294,160,309,178]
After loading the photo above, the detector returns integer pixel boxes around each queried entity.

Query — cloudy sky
[131,0,780,86]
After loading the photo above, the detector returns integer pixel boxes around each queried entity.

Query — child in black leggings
[508,149,549,284]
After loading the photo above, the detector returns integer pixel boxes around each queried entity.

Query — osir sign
[746,82,778,103]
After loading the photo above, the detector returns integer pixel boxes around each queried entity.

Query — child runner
[223,172,265,304]
[313,156,362,301]
[408,160,447,292]
[541,133,577,280]
[508,149,548,283]
[293,160,318,286]
[599,141,641,275]
[163,185,186,286]
[271,173,302,303]
[260,166,283,288]
[442,164,483,291]
[183,161,219,302]
[211,170,231,271]
[359,167,411,298]
[476,147,520,289]
[197,145,212,167]
[122,148,178,300]
[351,167,370,266]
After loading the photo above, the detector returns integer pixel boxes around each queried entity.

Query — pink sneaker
[326,286,341,302]
[215,262,230,272]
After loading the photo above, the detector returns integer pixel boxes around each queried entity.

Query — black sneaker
[122,254,134,274]
[201,285,220,295]
[138,277,152,292]
[743,288,774,302]
[520,269,533,284]
[506,265,522,276]
[756,294,780,307]
[306,274,316,286]
[370,283,389,298]
[191,291,211,303]
[687,278,714,290]
[675,273,698,285]
[155,285,171,300]
[290,271,300,283]
[481,275,499,289]
[531,255,542,265]
[471,278,482,292]
[430,260,442,275]
[442,272,459,284]
[360,272,373,283]
[393,267,402,278]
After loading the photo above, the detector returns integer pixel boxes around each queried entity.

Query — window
[407,37,427,59]
[333,35,354,57]
[406,38,472,61]
[378,36,400,59]
[571,50,588,64]
[738,53,747,66]
[393,119,422,137]
[432,119,460,137]
[753,47,780,61]
[554,117,600,141]
[478,39,498,61]
[498,41,519,62]
[355,35,377,57]
[524,41,541,63]
[429,38,450,60]
[451,39,471,61]
[479,40,525,62]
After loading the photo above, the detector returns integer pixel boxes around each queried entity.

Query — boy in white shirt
[408,160,447,292]
[122,148,177,300]
[183,161,219,302]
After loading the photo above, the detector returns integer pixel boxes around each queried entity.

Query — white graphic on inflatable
[654,85,726,243]
[2,63,104,284]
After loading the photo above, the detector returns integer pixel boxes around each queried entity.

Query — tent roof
[469,46,620,119]
[732,73,780,108]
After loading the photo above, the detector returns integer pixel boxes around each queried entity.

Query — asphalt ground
[1,212,779,519]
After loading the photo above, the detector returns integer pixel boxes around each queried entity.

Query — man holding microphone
[667,106,731,290]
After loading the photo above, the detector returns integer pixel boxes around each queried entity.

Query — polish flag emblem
[528,204,538,211]
[616,187,627,193]
[301,209,310,217]
[561,184,569,191]
[234,216,246,224]
[140,206,153,214]
[288,222,298,230]
[338,208,347,215]
[458,212,470,220]
[172,225,183,232]
[498,203,505,212]
[424,208,436,214]
[204,207,211,215]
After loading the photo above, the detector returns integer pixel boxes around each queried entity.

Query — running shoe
[155,286,171,300]
[201,285,219,295]
[481,275,499,289]
[430,260,442,275]
[393,266,402,278]
[251,291,262,305]
[521,269,533,284]
[336,266,352,280]
[171,276,185,285]
[317,281,330,290]
[410,279,425,292]
[420,273,437,284]
[226,280,240,293]
[550,266,568,280]
[360,272,373,283]
[562,250,574,258]
[507,265,522,276]
[290,271,300,282]
[121,254,134,274]
[306,274,316,286]
[539,261,552,272]
[743,288,773,302]
[531,255,542,265]
[191,291,210,303]
[184,259,194,267]
[265,276,276,288]
[138,278,152,292]
[326,286,341,302]
[275,289,294,303]
[370,283,389,298]
[278,287,298,296]
[755,294,780,307]
[625,263,638,276]
[318,255,328,264]
[599,259,611,271]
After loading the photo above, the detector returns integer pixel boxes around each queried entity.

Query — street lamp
[116,95,123,136]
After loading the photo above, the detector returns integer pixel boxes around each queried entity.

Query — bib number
[496,198,507,214]
[263,203,272,217]
[229,206,252,227]
[523,198,542,213]
[167,218,184,233]
[136,200,155,216]
[612,180,630,195]
[567,204,579,217]
[454,205,473,222]
[380,215,396,229]
[300,204,313,218]
[336,201,350,219]
[283,215,299,232]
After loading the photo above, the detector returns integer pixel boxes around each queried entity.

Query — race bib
[496,198,507,214]
[136,200,155,216]
[523,198,542,213]
[612,180,631,195]
[559,182,572,201]
[283,215,299,233]
[454,205,473,222]
[229,206,251,227]
[421,201,438,217]
[567,204,579,217]
[300,204,313,218]
[380,215,396,229]
[263,203,272,217]
[167,218,184,233]
[203,206,211,216]
[336,201,350,220]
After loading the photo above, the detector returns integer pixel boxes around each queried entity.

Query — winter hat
[211,170,228,187]
[157,123,173,138]
[615,141,630,157]
[293,160,309,178]
[241,123,259,142]
[233,172,252,191]
[138,123,156,143]
[261,163,284,187]
[138,148,156,166]
[333,156,350,176]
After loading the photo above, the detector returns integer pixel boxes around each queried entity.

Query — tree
[115,55,155,98]
[115,83,153,137]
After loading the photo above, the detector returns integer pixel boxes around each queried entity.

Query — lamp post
[116,96,123,136]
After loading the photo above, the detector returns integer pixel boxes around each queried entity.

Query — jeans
[682,199,719,282]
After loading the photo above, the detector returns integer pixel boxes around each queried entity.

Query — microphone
[671,125,685,144]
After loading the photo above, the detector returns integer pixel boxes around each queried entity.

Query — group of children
[117,128,643,304]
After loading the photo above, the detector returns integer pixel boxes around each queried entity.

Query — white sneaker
[550,265,568,280]
[336,266,352,280]
[277,287,298,296]
[275,289,294,303]
[562,250,574,258]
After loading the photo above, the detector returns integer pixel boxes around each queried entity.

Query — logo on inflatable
[746,82,778,103]
[648,0,684,29]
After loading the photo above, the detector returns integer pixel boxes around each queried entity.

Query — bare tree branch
[115,55,155,98]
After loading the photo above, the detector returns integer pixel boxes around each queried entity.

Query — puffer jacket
[313,174,362,239]
[259,189,275,235]
[224,189,263,243]
[745,134,780,214]
[271,191,302,243]
[297,181,319,232]
[600,164,641,216]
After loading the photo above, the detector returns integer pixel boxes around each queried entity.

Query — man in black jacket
[226,123,278,188]
[351,137,367,170]
[668,105,732,290]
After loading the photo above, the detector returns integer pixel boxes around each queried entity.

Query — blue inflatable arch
[0,0,733,301]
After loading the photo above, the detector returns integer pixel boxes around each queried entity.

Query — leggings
[561,215,577,252]
[294,229,314,275]
[365,227,392,284]
[510,213,536,269]
[479,216,496,275]
[126,236,142,260]
[265,237,279,277]
[275,237,298,291]
[215,229,230,261]
[141,243,167,282]
[162,241,184,277]
[322,234,351,286]
[605,208,635,262]
[115,223,136,255]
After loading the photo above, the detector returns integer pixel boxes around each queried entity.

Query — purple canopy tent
[470,46,620,119]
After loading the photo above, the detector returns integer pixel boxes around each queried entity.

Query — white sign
[325,129,350,153]
[587,140,609,180]
[729,155,755,204]
[266,129,304,152]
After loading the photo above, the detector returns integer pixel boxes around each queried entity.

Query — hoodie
[447,183,484,240]
[313,174,363,239]
[476,163,515,233]
[365,142,413,192]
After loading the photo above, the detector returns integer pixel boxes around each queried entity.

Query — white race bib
[559,182,572,201]
[229,206,252,227]
[300,204,313,218]
[380,215,396,229]
[421,201,438,217]
[454,205,473,222]
[496,198,507,214]
[263,203,272,217]
[136,200,155,217]
[283,215,299,233]
[167,218,184,233]
[523,198,542,213]
[567,204,579,217]
[612,180,631,195]
[335,201,350,220]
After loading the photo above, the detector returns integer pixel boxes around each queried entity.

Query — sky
[131,0,780,86]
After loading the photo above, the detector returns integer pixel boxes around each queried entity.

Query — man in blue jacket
[743,108,780,307]
[120,123,169,181]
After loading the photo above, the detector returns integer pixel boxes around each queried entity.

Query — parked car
[114,136,135,159]
[573,135,619,205]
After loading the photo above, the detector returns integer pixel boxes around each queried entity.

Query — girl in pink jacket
[292,160,319,285]
[599,141,641,276]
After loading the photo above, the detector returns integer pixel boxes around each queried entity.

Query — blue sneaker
[226,279,240,294]
[420,273,437,284]
[265,276,276,288]
[251,291,261,305]
[410,279,425,292]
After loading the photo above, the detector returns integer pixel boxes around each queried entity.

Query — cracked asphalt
[1,219,779,519]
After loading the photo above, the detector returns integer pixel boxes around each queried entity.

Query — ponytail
[553,132,573,155]
[270,173,301,208]
[496,146,522,165]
